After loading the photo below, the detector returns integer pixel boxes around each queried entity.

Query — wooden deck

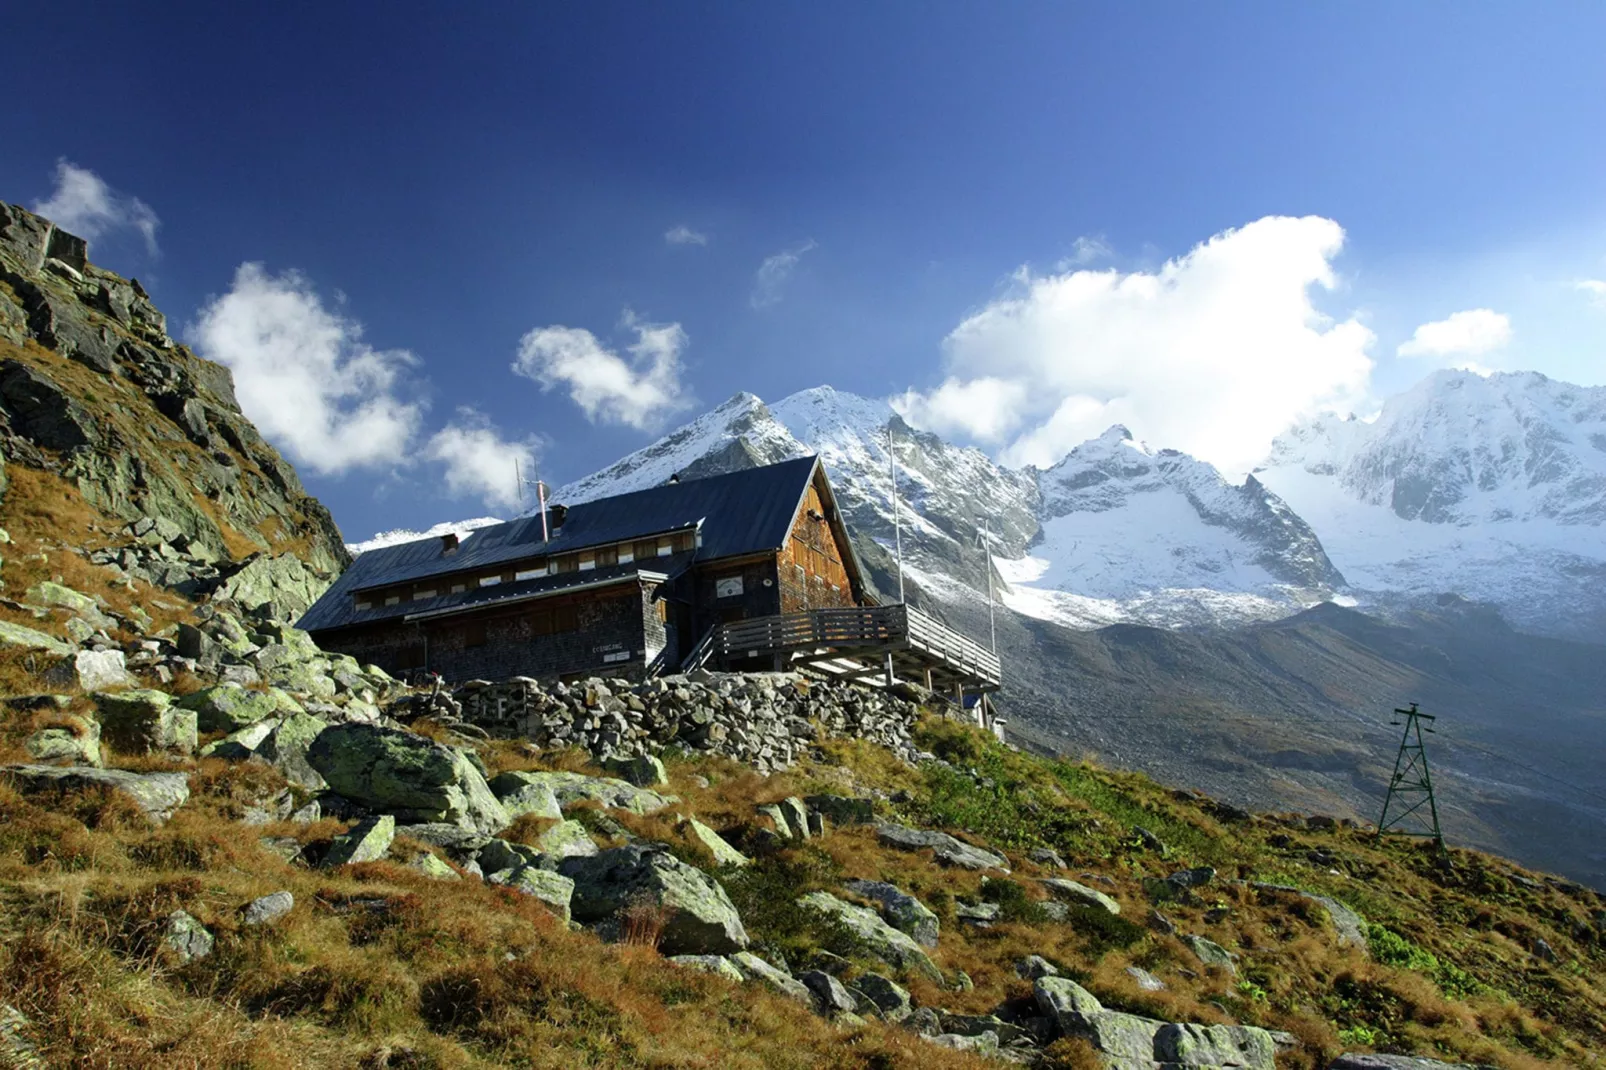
[710,604,1001,693]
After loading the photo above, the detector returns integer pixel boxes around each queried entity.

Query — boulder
[805,793,874,825]
[778,796,810,840]
[95,689,195,755]
[799,970,858,1016]
[198,717,280,761]
[1184,934,1238,976]
[728,951,812,1003]
[48,649,129,690]
[24,582,113,629]
[1040,878,1121,915]
[926,1032,998,1054]
[483,770,563,821]
[843,879,940,947]
[180,684,301,733]
[408,853,460,880]
[1125,965,1166,991]
[796,891,942,981]
[487,770,673,816]
[256,712,331,789]
[1253,883,1368,951]
[1016,955,1059,980]
[756,803,794,840]
[322,815,396,867]
[669,954,745,983]
[1328,1056,1500,1070]
[852,972,912,1020]
[308,723,508,833]
[242,891,294,926]
[497,867,576,921]
[213,554,330,620]
[0,764,189,823]
[875,823,1008,871]
[531,819,598,860]
[560,843,749,955]
[684,816,748,867]
[602,753,667,787]
[162,910,214,963]
[24,716,101,766]
[0,620,73,656]
[1156,1023,1277,1068]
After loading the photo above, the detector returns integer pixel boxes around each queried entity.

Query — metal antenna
[1377,703,1444,846]
[888,425,905,603]
[514,458,549,541]
[979,515,996,654]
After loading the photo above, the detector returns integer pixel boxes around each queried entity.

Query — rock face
[0,201,349,590]
[0,764,189,823]
[307,723,509,833]
[559,844,749,955]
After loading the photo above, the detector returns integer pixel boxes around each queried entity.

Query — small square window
[479,575,501,587]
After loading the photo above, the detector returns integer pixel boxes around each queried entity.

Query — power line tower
[1376,702,1444,846]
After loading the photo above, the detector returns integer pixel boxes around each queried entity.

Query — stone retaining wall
[452,671,922,774]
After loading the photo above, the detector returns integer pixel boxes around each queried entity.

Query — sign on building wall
[715,576,744,598]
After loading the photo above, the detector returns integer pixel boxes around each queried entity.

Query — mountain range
[357,373,1606,887]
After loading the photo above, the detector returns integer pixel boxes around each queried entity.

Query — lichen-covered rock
[242,891,294,926]
[255,712,330,790]
[685,816,748,867]
[307,723,508,833]
[1034,975,1276,1070]
[24,582,113,629]
[408,852,460,880]
[796,891,941,980]
[1040,878,1121,915]
[560,843,749,955]
[532,819,597,860]
[24,716,101,766]
[875,824,1008,871]
[488,770,674,816]
[804,793,874,826]
[799,969,858,1016]
[1184,934,1238,975]
[728,952,812,1003]
[180,683,301,733]
[1253,882,1368,951]
[602,753,667,787]
[48,648,129,689]
[1155,1023,1277,1068]
[498,867,576,921]
[484,770,563,821]
[0,620,73,656]
[843,879,940,947]
[1,764,189,822]
[95,689,196,755]
[669,955,745,983]
[852,972,912,1021]
[216,554,331,620]
[162,910,214,963]
[323,814,396,867]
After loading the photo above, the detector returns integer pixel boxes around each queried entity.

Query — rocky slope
[0,200,347,615]
[1258,370,1606,641]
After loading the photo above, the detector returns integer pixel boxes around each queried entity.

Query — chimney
[667,473,680,484]
[549,504,567,529]
[440,532,459,553]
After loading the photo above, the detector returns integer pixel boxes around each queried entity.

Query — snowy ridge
[348,517,504,556]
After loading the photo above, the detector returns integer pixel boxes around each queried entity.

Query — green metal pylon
[1376,703,1444,845]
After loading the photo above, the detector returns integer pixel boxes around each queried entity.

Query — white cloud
[1578,279,1606,308]
[188,263,424,475]
[32,159,160,255]
[751,240,816,308]
[898,216,1375,476]
[1397,308,1512,359]
[1057,236,1111,270]
[512,311,694,431]
[665,224,708,246]
[424,410,540,510]
[891,377,1029,443]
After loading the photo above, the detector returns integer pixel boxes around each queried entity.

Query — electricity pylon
[1376,703,1444,846]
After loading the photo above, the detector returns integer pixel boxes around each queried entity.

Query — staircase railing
[678,625,719,674]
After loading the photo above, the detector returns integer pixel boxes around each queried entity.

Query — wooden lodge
[298,457,1002,702]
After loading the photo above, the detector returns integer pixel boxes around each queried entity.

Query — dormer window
[441,532,459,554]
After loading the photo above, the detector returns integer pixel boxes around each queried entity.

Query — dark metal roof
[298,455,823,634]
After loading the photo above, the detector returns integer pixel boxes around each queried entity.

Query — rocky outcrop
[455,672,920,774]
[1034,977,1276,1070]
[0,200,348,589]
[796,891,942,981]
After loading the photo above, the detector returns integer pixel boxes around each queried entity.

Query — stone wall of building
[452,671,923,774]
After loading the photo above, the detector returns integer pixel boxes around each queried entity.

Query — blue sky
[4,3,1604,541]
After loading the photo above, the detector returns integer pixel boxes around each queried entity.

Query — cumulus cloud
[1057,236,1111,269]
[751,240,816,308]
[1397,308,1512,360]
[32,159,160,255]
[665,224,708,246]
[893,216,1375,476]
[188,263,424,475]
[512,311,694,431]
[424,410,541,510]
[1578,279,1606,308]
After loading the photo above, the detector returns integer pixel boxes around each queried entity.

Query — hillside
[0,202,1602,1069]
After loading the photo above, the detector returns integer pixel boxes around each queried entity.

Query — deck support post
[884,652,895,686]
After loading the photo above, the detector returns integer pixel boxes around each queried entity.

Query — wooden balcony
[711,604,1001,693]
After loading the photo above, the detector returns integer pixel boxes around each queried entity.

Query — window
[384,594,401,606]
[514,567,545,581]
[657,537,674,557]
[354,598,373,611]
[464,621,488,647]
[578,554,596,572]
[618,545,634,564]
[479,575,501,587]
[414,587,436,600]
[450,583,467,594]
